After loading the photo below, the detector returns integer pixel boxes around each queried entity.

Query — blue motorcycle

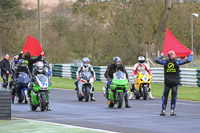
[15,72,31,104]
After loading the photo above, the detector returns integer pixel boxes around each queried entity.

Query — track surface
[12,88,200,133]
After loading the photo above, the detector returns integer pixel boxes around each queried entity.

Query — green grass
[51,77,200,102]
[0,119,105,133]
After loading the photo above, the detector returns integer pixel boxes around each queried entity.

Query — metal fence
[52,64,200,87]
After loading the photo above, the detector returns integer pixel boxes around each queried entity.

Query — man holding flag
[155,50,193,116]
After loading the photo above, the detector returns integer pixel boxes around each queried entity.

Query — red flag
[23,36,44,56]
[162,28,191,58]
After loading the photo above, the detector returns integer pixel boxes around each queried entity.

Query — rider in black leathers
[104,57,131,108]
[13,59,32,103]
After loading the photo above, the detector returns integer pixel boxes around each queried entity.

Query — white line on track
[12,117,118,133]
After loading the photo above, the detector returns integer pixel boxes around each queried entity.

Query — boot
[128,92,134,100]
[170,110,176,116]
[90,93,96,101]
[160,105,166,116]
[148,91,154,100]
[12,95,15,104]
[103,86,108,99]
[125,96,131,108]
[160,110,166,116]
[74,80,78,91]
[46,102,52,111]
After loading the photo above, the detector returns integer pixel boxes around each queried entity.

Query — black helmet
[18,59,26,67]
[113,56,122,67]
[138,56,145,64]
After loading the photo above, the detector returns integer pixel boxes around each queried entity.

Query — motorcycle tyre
[117,92,123,108]
[85,87,90,102]
[143,86,148,100]
[40,93,47,112]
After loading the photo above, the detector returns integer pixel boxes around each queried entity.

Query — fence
[52,64,200,87]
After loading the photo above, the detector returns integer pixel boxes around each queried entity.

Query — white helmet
[138,56,145,64]
[36,61,44,73]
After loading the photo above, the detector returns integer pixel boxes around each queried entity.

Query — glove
[107,78,112,82]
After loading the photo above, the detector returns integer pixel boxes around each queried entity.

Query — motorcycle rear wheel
[107,100,114,108]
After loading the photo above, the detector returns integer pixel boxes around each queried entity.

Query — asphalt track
[12,88,200,133]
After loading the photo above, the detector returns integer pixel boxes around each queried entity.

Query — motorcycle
[76,71,94,102]
[15,72,31,104]
[134,71,151,100]
[106,71,128,108]
[30,74,51,111]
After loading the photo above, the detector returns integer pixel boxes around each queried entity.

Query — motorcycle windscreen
[17,72,31,84]
[35,74,51,86]
[114,71,126,80]
[80,71,93,80]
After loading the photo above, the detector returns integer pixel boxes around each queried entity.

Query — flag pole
[38,0,42,47]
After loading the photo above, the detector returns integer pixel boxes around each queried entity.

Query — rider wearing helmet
[129,56,154,100]
[75,57,96,101]
[13,59,32,103]
[32,61,48,78]
[104,57,131,108]
[41,57,51,77]
[32,61,52,111]
[9,55,19,89]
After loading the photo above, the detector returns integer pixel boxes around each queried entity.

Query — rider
[32,61,52,111]
[9,55,19,89]
[13,59,32,103]
[129,56,154,100]
[104,57,131,108]
[75,57,96,101]
[41,57,51,76]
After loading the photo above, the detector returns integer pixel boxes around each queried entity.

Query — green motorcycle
[30,74,51,111]
[107,71,129,108]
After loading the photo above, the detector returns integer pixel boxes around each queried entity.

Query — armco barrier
[52,64,200,87]
[0,89,11,120]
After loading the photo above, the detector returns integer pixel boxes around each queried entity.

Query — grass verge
[51,77,200,102]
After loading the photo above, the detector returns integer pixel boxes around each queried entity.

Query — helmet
[35,61,44,73]
[41,57,45,61]
[82,57,89,67]
[138,56,145,64]
[18,59,26,67]
[14,55,19,63]
[113,56,122,67]
[14,55,19,60]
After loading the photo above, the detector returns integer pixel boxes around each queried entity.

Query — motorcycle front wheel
[85,87,90,102]
[40,93,47,111]
[117,92,123,108]
[143,86,148,100]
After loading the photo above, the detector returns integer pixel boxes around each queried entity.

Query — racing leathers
[129,63,154,100]
[75,64,96,101]
[104,64,131,108]
[13,65,32,102]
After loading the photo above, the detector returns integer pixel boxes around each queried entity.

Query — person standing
[19,51,44,74]
[155,51,193,116]
[0,54,11,89]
